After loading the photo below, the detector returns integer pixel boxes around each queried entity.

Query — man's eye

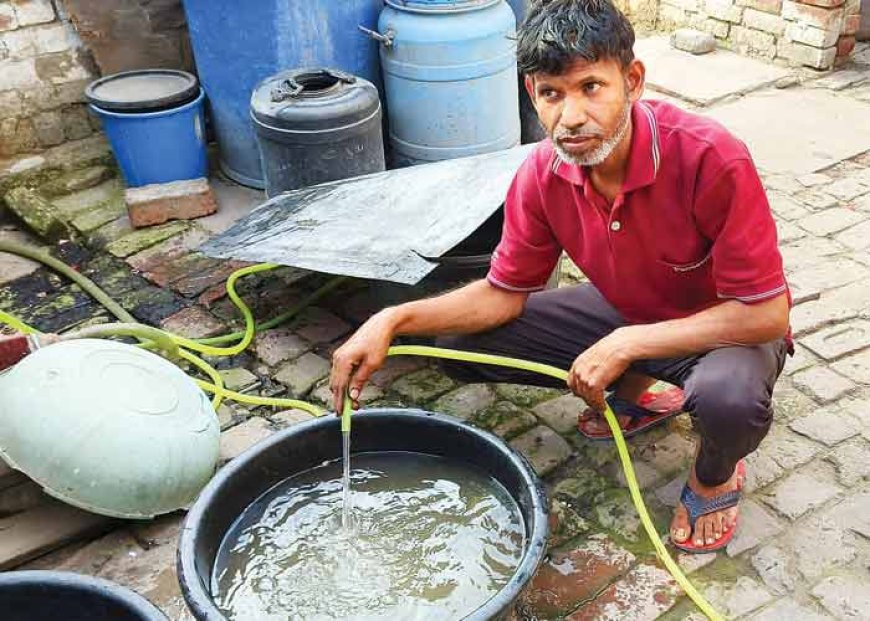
[584,82,601,93]
[539,89,558,99]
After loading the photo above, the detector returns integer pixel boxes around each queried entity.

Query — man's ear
[625,59,646,103]
[524,75,538,109]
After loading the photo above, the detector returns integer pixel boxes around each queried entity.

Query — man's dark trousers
[436,284,788,487]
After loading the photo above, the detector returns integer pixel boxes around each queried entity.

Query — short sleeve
[487,156,561,292]
[695,158,787,303]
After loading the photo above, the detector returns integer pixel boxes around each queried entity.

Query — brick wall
[658,0,861,69]
[0,0,98,159]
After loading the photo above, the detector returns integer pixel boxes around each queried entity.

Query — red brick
[843,14,860,34]
[795,0,844,7]
[160,306,226,339]
[518,536,634,618]
[565,563,681,620]
[784,1,846,30]
[125,178,217,229]
[836,34,856,56]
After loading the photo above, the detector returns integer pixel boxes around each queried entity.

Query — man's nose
[559,97,589,131]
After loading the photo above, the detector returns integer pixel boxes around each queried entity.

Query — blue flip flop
[671,460,746,554]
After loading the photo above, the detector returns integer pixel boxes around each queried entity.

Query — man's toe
[670,505,691,543]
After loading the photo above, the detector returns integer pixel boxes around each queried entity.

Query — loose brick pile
[659,0,863,69]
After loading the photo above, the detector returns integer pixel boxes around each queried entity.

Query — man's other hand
[568,328,636,411]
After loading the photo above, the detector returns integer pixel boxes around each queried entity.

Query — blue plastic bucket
[90,89,208,188]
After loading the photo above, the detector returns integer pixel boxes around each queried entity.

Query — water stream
[211,452,526,620]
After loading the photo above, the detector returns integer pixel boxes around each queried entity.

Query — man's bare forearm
[616,293,790,362]
[382,279,528,338]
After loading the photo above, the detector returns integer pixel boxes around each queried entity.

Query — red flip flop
[577,386,685,442]
[671,460,746,554]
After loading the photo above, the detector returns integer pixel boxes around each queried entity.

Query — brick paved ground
[2,42,870,621]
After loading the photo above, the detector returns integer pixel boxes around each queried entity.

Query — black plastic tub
[0,571,167,621]
[177,408,549,621]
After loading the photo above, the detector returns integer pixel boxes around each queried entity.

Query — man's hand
[567,328,637,411]
[330,310,396,415]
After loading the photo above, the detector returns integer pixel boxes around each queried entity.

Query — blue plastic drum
[86,70,208,188]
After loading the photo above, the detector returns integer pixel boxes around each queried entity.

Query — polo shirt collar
[551,100,661,193]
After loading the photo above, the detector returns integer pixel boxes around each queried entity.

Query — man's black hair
[516,0,636,75]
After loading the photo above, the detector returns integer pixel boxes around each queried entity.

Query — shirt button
[610,221,622,232]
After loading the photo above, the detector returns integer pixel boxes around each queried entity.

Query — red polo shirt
[488,100,789,325]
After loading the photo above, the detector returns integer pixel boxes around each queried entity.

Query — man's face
[527,57,644,166]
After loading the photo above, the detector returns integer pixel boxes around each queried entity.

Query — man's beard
[551,99,632,167]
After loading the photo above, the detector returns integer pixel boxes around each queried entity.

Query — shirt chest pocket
[657,249,712,273]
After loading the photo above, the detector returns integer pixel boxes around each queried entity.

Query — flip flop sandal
[672,460,746,555]
[577,387,685,442]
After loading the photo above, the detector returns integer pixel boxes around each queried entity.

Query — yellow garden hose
[0,242,722,620]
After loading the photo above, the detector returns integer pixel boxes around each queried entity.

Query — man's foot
[670,460,745,553]
[576,386,684,441]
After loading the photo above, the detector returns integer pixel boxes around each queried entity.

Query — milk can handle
[358,25,395,48]
[270,69,356,102]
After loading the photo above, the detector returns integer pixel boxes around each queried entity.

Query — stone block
[826,177,870,200]
[786,21,843,47]
[658,4,689,28]
[124,226,210,273]
[293,307,351,344]
[519,535,634,617]
[749,597,835,620]
[274,352,331,397]
[662,0,702,10]
[746,7,789,33]
[0,3,18,31]
[705,0,744,22]
[798,207,864,236]
[474,401,538,440]
[633,432,696,476]
[0,57,39,91]
[689,15,732,37]
[777,39,837,68]
[271,408,315,427]
[789,405,861,445]
[70,199,125,234]
[756,426,822,470]
[811,575,870,620]
[368,355,426,388]
[31,109,63,147]
[794,188,838,210]
[831,348,870,383]
[390,368,456,403]
[761,471,842,519]
[671,28,717,54]
[61,105,92,140]
[217,368,259,393]
[832,221,870,254]
[783,344,818,375]
[124,178,217,229]
[159,306,225,339]
[565,563,680,620]
[11,0,55,26]
[310,380,382,408]
[824,438,870,485]
[431,384,496,421]
[784,508,860,581]
[4,186,72,241]
[532,393,584,434]
[509,425,572,477]
[494,384,565,408]
[801,319,870,361]
[736,0,783,13]
[594,488,644,542]
[219,417,273,463]
[751,545,798,594]
[703,576,774,618]
[104,221,189,258]
[731,25,777,57]
[788,257,868,298]
[792,365,856,402]
[253,328,311,367]
[726,499,785,556]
